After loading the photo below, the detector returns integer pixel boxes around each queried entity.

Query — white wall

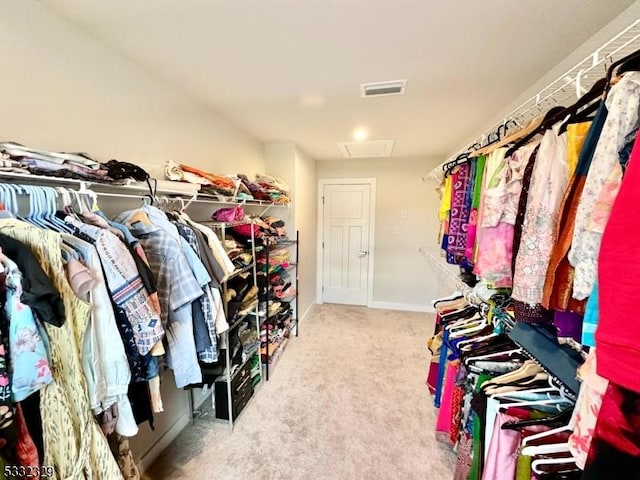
[317,157,441,310]
[293,146,318,319]
[0,2,265,178]
[0,1,266,470]
[265,143,318,320]
[450,1,640,157]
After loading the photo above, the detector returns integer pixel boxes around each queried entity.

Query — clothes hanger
[127,206,153,227]
[23,185,46,228]
[456,333,497,350]
[484,372,553,394]
[8,184,28,221]
[556,77,607,134]
[468,128,502,158]
[442,153,471,177]
[522,443,571,457]
[449,318,488,339]
[484,359,542,384]
[0,184,16,216]
[471,117,539,158]
[432,291,465,306]
[496,395,572,410]
[446,311,483,328]
[521,422,575,448]
[607,47,640,83]
[464,347,523,364]
[505,106,566,157]
[558,99,600,134]
[531,457,577,476]
[490,386,559,403]
[44,187,73,233]
[461,335,520,357]
[503,407,573,432]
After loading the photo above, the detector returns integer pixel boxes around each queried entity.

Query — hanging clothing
[510,145,540,276]
[475,144,537,287]
[116,207,204,388]
[568,349,608,469]
[0,233,65,327]
[582,383,640,480]
[570,72,640,300]
[512,124,569,304]
[566,122,592,177]
[597,126,640,393]
[446,163,472,260]
[61,234,137,437]
[0,218,123,480]
[542,107,607,312]
[63,217,164,357]
[2,255,53,402]
[465,155,486,263]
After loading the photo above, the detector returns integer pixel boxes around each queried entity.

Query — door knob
[357,250,368,257]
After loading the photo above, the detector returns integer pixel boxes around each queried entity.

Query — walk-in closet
[0,1,639,479]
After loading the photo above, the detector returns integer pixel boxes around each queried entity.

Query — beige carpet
[143,304,455,480]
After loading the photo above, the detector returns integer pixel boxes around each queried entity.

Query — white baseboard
[370,301,434,313]
[137,410,191,475]
[300,302,316,322]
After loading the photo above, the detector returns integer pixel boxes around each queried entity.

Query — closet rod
[423,18,640,184]
[0,172,287,209]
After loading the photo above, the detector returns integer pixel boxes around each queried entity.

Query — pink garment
[512,125,569,303]
[426,361,439,396]
[482,413,548,480]
[454,433,474,480]
[435,361,458,444]
[568,349,608,469]
[597,130,640,393]
[474,223,514,287]
[65,257,95,301]
[474,144,537,287]
[465,208,478,261]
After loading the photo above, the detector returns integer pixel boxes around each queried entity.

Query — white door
[322,183,372,305]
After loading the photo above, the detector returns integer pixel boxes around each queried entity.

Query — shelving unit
[260,230,299,381]
[0,171,297,426]
[207,219,263,430]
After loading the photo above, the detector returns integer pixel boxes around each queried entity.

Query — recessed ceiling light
[353,128,368,141]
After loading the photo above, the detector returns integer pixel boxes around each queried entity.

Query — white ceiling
[42,0,635,160]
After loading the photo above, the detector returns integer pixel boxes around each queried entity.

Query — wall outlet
[393,225,401,235]
[400,209,408,219]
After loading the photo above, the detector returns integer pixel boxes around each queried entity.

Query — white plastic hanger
[431,291,464,306]
[522,442,571,457]
[450,319,489,339]
[457,333,497,351]
[490,386,558,400]
[465,348,523,364]
[522,423,575,447]
[497,396,572,410]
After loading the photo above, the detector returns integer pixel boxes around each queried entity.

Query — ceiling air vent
[337,140,395,158]
[360,80,407,98]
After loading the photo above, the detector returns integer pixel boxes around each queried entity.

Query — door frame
[316,178,376,307]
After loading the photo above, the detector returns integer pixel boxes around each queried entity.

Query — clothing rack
[419,247,495,305]
[508,323,584,399]
[422,18,640,185]
[0,170,287,215]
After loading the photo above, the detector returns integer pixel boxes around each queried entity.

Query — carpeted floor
[143,304,455,480]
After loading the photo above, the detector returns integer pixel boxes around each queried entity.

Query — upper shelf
[0,171,291,208]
